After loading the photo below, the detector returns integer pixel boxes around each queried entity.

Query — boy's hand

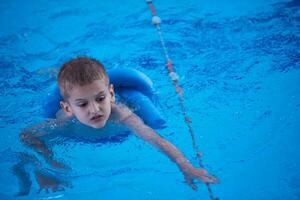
[12,164,32,196]
[182,165,219,190]
[48,159,70,170]
[35,171,72,193]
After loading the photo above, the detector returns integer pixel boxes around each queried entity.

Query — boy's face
[60,79,115,129]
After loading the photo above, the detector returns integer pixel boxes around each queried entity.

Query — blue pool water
[0,0,300,199]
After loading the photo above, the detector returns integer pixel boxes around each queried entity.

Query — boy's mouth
[90,115,104,121]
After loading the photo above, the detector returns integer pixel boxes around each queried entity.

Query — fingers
[194,168,219,184]
[52,186,65,192]
[209,175,219,184]
[63,181,73,189]
[37,181,71,194]
[185,176,198,191]
[201,174,219,183]
[198,168,208,175]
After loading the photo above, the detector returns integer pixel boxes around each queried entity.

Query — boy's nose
[89,101,100,114]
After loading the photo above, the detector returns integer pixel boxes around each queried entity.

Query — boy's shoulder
[110,103,133,123]
[55,109,69,120]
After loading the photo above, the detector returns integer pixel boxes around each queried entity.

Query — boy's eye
[96,96,105,102]
[77,103,87,107]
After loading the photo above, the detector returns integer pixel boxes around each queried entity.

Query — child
[20,57,218,193]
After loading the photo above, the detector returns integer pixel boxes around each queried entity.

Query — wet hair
[58,57,109,99]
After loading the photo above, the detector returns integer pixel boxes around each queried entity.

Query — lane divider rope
[145,1,219,199]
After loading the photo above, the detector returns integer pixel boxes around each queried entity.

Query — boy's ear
[60,101,73,117]
[109,84,115,103]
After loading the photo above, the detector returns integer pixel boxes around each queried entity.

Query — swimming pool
[0,0,300,199]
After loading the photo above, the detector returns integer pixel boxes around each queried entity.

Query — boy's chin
[89,121,106,129]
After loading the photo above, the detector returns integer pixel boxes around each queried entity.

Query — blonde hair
[58,57,109,99]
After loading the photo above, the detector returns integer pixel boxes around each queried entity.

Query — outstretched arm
[113,104,218,190]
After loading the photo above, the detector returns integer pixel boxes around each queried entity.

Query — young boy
[20,57,217,193]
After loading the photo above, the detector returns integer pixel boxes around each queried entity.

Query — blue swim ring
[43,68,166,129]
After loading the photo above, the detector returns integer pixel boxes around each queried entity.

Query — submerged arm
[20,118,68,169]
[16,118,71,195]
